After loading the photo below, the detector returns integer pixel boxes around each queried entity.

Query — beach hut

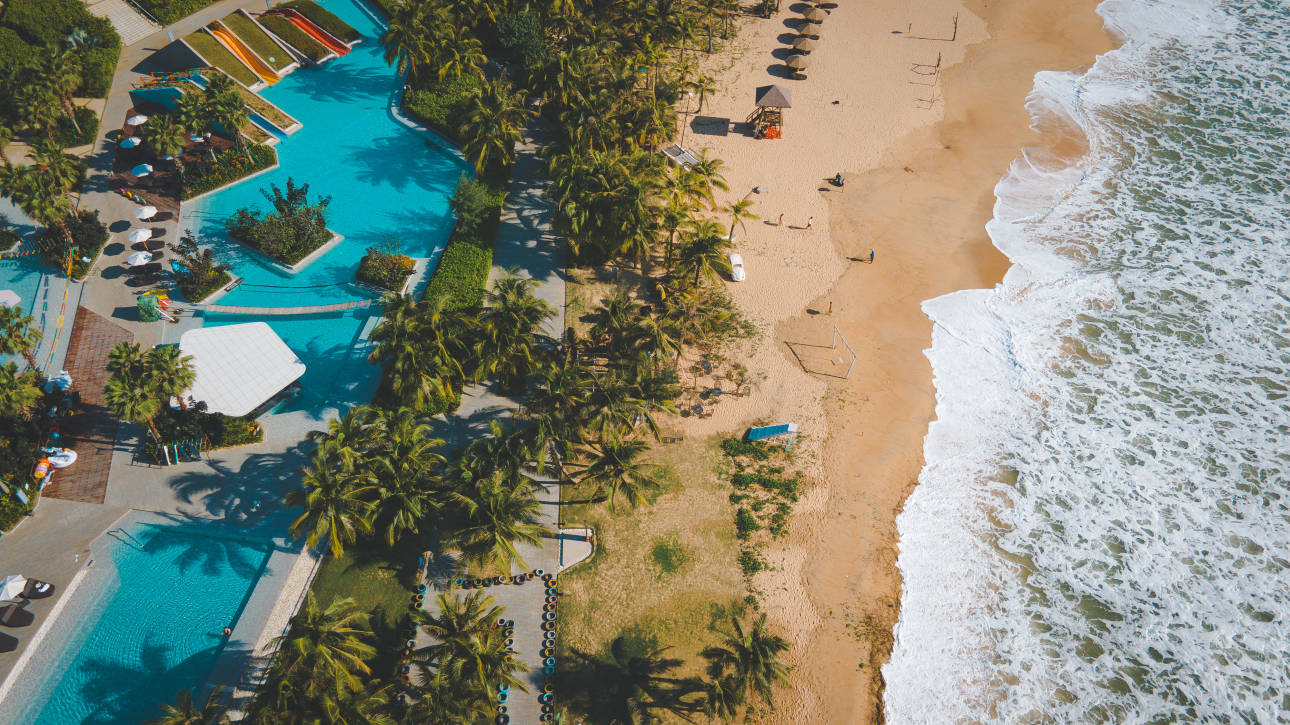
[748,84,792,138]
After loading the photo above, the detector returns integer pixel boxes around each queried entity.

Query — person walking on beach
[868,248,875,264]
[777,213,784,226]
[806,216,814,229]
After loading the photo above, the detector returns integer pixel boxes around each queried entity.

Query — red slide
[275,8,349,56]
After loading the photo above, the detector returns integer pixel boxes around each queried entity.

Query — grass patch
[282,0,360,43]
[133,0,219,25]
[557,435,744,678]
[222,11,293,71]
[308,541,419,675]
[225,79,296,130]
[53,106,99,148]
[257,13,328,63]
[184,31,259,88]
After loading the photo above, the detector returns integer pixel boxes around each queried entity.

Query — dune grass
[556,435,747,679]
[222,11,293,71]
[185,31,258,88]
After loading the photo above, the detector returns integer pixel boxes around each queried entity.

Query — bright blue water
[0,198,52,367]
[28,524,272,724]
[248,111,288,141]
[182,0,467,414]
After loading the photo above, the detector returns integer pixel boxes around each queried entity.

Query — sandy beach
[673,0,1114,721]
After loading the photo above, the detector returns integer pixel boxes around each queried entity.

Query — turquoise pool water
[181,0,467,414]
[26,524,272,724]
[0,200,50,367]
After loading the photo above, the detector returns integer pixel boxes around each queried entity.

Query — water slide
[207,22,279,84]
[274,8,350,56]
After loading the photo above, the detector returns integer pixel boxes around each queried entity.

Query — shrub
[0,495,31,532]
[257,14,328,63]
[181,143,276,199]
[735,508,759,539]
[226,177,332,266]
[281,0,360,43]
[76,43,120,98]
[423,242,490,311]
[403,75,479,143]
[649,537,687,574]
[738,548,766,576]
[357,246,414,292]
[171,231,232,302]
[495,12,547,70]
[0,415,40,488]
[721,437,771,460]
[0,28,32,72]
[53,106,99,148]
[3,0,102,46]
[131,0,220,25]
[450,175,505,244]
[38,209,107,280]
[142,404,264,458]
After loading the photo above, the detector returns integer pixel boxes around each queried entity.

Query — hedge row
[423,241,491,311]
[282,0,360,43]
[403,75,479,144]
[132,0,220,25]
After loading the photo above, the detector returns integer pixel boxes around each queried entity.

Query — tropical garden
[226,176,332,266]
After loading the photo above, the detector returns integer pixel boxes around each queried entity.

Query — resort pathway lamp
[128,228,154,244]
[136,205,158,220]
[131,163,153,177]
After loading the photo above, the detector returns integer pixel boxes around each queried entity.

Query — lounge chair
[21,579,53,599]
[0,604,34,627]
[0,632,16,652]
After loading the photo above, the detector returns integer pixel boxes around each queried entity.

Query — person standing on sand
[869,249,875,263]
[778,213,784,226]
[807,216,814,229]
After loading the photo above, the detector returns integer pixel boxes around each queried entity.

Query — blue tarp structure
[747,422,799,448]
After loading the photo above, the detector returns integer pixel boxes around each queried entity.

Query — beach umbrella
[804,7,827,21]
[126,251,153,267]
[792,36,817,52]
[126,114,148,126]
[0,575,26,601]
[788,54,812,70]
[798,23,821,38]
[130,163,153,177]
[119,136,141,149]
[128,228,153,244]
[136,205,157,220]
[0,290,19,307]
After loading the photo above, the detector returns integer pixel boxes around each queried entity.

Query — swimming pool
[180,0,468,417]
[14,523,272,724]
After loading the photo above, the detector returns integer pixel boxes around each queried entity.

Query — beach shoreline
[674,0,1115,721]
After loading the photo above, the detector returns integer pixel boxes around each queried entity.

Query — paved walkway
[41,308,131,504]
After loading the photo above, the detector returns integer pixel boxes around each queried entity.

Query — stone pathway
[86,0,161,46]
[41,308,131,504]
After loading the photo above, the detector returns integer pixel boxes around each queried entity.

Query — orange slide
[275,8,350,56]
[208,22,279,84]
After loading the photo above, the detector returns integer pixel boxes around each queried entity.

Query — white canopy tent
[177,322,306,417]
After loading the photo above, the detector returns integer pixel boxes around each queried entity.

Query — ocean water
[885,0,1290,722]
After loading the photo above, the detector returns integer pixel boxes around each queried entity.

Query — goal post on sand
[830,326,858,379]
[784,325,857,379]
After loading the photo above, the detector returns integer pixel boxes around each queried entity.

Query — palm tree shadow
[343,134,461,193]
[559,637,706,723]
[166,443,311,524]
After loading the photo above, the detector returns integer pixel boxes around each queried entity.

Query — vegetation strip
[184,31,260,88]
[222,11,295,72]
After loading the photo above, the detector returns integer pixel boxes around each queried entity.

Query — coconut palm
[287,456,374,557]
[105,373,162,440]
[687,151,729,208]
[207,92,251,162]
[686,73,717,114]
[701,613,792,709]
[675,226,733,288]
[724,197,759,242]
[458,77,533,173]
[446,472,549,572]
[272,594,376,702]
[28,139,82,193]
[327,682,398,725]
[146,344,196,411]
[413,591,526,695]
[473,274,554,393]
[380,1,432,81]
[0,304,41,369]
[366,407,445,546]
[36,47,83,137]
[404,670,495,724]
[146,685,227,725]
[432,24,487,82]
[576,439,662,510]
[369,295,468,414]
[588,288,639,351]
[0,362,42,419]
[107,341,147,378]
[307,404,379,473]
[173,91,209,137]
[12,81,60,141]
[147,113,187,167]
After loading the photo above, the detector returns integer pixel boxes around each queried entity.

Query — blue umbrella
[119,136,141,148]
[130,163,153,177]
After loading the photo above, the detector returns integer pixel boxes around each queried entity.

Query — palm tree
[12,81,60,141]
[576,439,663,510]
[701,613,792,709]
[432,24,487,82]
[380,1,431,81]
[687,73,717,114]
[0,363,42,419]
[327,682,398,725]
[588,288,639,351]
[272,594,376,703]
[307,404,379,473]
[173,91,209,137]
[366,407,445,546]
[37,47,83,137]
[724,197,759,242]
[675,227,733,288]
[688,151,729,208]
[146,344,196,411]
[147,113,187,167]
[413,591,526,695]
[474,274,554,393]
[147,685,227,725]
[207,91,251,162]
[287,456,374,557]
[446,473,549,573]
[107,341,147,377]
[369,295,469,414]
[458,77,533,173]
[105,372,162,440]
[0,304,41,369]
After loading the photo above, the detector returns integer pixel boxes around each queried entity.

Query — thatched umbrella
[787,54,812,70]
[804,7,827,21]
[798,24,821,39]
[792,36,818,53]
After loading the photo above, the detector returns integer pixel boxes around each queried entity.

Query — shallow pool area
[180,0,467,416]
[9,522,272,724]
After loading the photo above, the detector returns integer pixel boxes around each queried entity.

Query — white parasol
[136,205,158,220]
[128,228,153,244]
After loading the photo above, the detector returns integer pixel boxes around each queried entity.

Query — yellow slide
[208,22,279,85]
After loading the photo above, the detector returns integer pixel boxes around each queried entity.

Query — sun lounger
[21,579,53,599]
[0,604,34,627]
[0,632,16,652]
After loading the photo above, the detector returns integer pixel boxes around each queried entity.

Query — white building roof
[178,322,306,417]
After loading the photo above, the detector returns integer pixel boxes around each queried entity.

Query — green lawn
[283,0,360,43]
[258,13,329,64]
[222,11,293,71]
[185,31,258,88]
[308,543,420,674]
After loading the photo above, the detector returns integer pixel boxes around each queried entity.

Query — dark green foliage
[448,175,504,244]
[735,508,758,539]
[257,14,328,63]
[53,106,98,147]
[721,438,771,460]
[142,403,263,457]
[171,231,232,302]
[0,0,119,97]
[131,0,220,25]
[227,177,333,266]
[0,415,40,489]
[356,246,414,292]
[181,143,277,199]
[75,44,118,98]
[38,208,106,280]
[422,241,490,311]
[738,548,766,576]
[281,0,360,43]
[403,75,479,143]
[649,537,687,574]
[0,28,32,71]
[0,494,31,532]
[495,12,546,70]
